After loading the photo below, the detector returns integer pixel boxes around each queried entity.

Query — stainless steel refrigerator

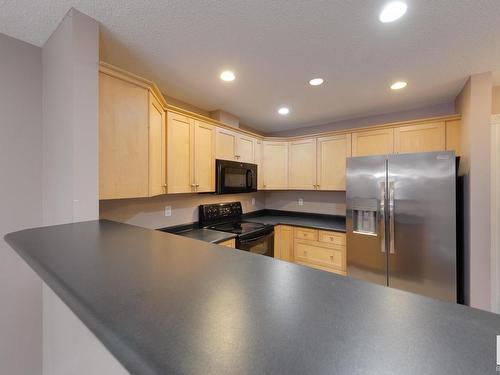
[346,151,456,302]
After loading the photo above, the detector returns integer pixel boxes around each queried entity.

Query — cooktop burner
[209,221,267,235]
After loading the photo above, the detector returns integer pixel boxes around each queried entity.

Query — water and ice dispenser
[351,198,378,235]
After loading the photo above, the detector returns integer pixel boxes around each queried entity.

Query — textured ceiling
[2,0,500,132]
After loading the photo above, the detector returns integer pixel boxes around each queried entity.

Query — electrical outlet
[164,206,172,217]
[298,198,304,206]
[251,198,256,206]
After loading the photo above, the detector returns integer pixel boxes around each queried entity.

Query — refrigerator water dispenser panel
[353,209,377,235]
[351,198,379,236]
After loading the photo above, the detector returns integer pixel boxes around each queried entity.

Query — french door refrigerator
[346,151,456,302]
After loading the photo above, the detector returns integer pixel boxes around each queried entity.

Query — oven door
[216,159,257,194]
[237,230,274,257]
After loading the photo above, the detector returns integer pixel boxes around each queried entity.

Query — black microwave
[216,159,257,194]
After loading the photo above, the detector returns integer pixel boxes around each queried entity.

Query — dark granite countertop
[5,220,500,375]
[244,209,346,232]
[173,228,237,244]
[158,224,237,244]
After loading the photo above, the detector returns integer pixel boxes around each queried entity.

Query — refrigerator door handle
[379,181,386,253]
[389,181,395,254]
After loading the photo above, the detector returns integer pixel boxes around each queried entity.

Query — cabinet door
[288,138,317,190]
[294,239,345,274]
[262,141,288,189]
[445,120,461,156]
[274,225,294,261]
[99,73,149,199]
[317,134,351,191]
[148,94,166,197]
[167,112,193,193]
[215,128,237,161]
[254,139,264,189]
[352,128,394,156]
[194,120,215,192]
[394,122,445,154]
[237,135,255,162]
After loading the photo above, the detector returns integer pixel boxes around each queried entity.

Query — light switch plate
[298,198,304,206]
[251,198,256,206]
[164,206,172,217]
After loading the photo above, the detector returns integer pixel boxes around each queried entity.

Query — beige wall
[42,9,99,225]
[100,190,345,230]
[264,191,346,216]
[493,86,500,114]
[268,102,456,137]
[455,72,493,311]
[100,192,266,229]
[0,33,43,375]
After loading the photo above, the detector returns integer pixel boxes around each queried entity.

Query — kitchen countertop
[5,220,500,375]
[160,227,237,244]
[244,210,346,232]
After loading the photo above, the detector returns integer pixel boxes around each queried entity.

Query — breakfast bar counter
[5,220,500,375]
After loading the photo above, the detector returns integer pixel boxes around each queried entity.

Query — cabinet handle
[191,183,196,187]
[195,184,200,187]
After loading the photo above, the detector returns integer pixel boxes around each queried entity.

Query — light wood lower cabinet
[166,113,215,193]
[274,225,294,261]
[274,225,346,276]
[394,121,446,154]
[218,239,236,248]
[99,72,166,199]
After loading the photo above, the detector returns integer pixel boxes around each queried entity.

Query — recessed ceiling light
[379,1,407,23]
[390,81,407,90]
[220,70,235,82]
[278,107,290,115]
[309,78,324,86]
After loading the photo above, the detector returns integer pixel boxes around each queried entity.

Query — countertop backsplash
[99,190,346,229]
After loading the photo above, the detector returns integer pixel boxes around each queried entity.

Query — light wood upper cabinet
[215,127,256,162]
[193,120,216,192]
[166,112,193,194]
[215,128,238,161]
[262,141,288,189]
[254,139,264,189]
[446,119,461,156]
[352,128,394,156]
[99,72,165,199]
[394,121,446,154]
[317,134,351,191]
[289,138,317,190]
[148,95,166,196]
[167,113,215,194]
[237,134,255,163]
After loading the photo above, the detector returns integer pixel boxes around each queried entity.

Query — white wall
[491,114,500,313]
[42,9,99,225]
[264,191,346,216]
[455,73,493,310]
[100,192,266,229]
[0,33,43,375]
[269,102,456,137]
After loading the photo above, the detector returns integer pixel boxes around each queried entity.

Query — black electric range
[199,202,274,257]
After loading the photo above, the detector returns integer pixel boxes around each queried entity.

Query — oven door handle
[238,231,273,244]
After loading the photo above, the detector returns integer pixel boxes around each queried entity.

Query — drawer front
[218,239,235,248]
[294,240,344,271]
[318,230,345,246]
[294,227,318,241]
